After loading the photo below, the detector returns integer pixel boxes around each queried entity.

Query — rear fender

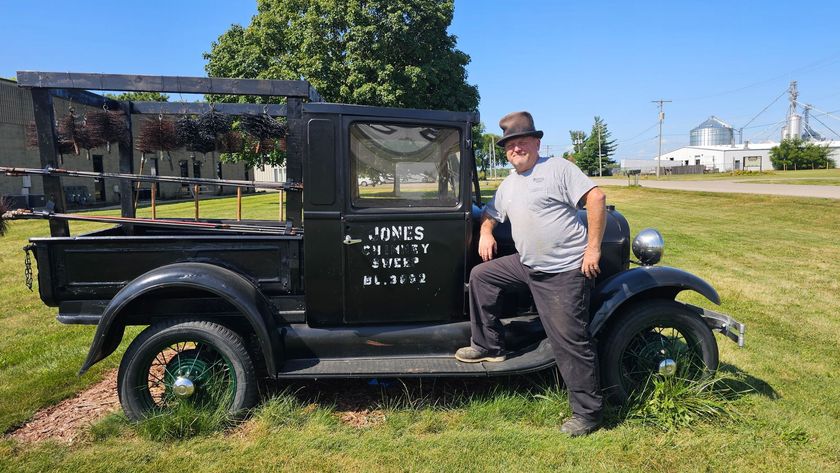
[589,266,720,335]
[78,262,281,375]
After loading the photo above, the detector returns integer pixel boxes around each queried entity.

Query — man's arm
[478,213,498,261]
[581,187,606,278]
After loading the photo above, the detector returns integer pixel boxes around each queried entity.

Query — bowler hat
[497,111,543,147]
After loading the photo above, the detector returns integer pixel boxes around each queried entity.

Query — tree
[204,0,479,112]
[770,138,834,170]
[104,92,170,102]
[573,117,617,176]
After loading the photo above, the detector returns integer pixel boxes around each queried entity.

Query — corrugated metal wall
[0,80,34,125]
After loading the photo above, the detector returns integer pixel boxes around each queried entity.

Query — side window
[350,123,461,208]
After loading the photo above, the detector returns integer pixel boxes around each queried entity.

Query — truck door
[342,120,470,324]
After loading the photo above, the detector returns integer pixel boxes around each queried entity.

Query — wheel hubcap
[172,376,195,398]
[658,358,677,376]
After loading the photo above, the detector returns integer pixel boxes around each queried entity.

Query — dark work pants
[468,254,603,421]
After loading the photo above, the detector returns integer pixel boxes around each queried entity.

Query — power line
[794,101,840,122]
[675,50,840,102]
[743,119,786,130]
[807,112,840,139]
[736,88,788,142]
[756,121,786,142]
[616,121,659,143]
[617,134,659,148]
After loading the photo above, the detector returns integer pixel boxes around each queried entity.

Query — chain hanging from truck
[23,244,34,291]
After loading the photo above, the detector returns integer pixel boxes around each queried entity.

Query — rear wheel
[599,300,718,403]
[117,320,258,421]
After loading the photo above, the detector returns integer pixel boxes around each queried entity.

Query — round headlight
[632,228,664,265]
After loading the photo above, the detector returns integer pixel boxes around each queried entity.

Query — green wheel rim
[619,325,704,391]
[137,340,238,413]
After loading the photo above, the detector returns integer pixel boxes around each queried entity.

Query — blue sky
[3,0,840,160]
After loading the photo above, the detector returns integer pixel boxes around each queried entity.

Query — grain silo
[690,116,734,146]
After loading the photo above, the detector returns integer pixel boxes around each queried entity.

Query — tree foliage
[204,0,479,112]
[104,92,170,102]
[570,117,617,175]
[770,138,834,170]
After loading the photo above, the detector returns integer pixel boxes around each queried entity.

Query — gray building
[0,78,250,208]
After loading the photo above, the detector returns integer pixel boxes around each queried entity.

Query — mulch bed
[8,370,120,444]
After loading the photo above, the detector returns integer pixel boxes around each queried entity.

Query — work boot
[560,415,601,437]
[454,346,506,363]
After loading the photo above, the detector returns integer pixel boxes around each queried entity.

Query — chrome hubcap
[658,358,677,376]
[172,376,195,398]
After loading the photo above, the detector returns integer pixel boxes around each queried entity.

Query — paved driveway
[592,177,840,200]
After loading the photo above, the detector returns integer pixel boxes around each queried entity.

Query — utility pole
[490,137,496,179]
[652,99,672,178]
[572,132,584,154]
[597,121,603,177]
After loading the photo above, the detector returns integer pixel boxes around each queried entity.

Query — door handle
[343,235,362,245]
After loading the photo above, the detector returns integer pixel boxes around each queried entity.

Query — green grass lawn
[1,188,839,471]
[604,167,840,182]
[734,178,840,186]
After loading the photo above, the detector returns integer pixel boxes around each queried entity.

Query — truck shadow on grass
[715,362,779,400]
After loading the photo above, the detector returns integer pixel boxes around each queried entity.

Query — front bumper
[686,304,746,347]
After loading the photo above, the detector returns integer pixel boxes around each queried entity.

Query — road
[592,177,840,200]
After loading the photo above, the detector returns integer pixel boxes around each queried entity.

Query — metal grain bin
[690,116,734,146]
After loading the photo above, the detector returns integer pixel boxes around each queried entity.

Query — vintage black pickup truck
[11,73,744,421]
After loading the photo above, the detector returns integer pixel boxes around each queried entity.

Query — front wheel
[117,320,258,421]
[599,300,719,404]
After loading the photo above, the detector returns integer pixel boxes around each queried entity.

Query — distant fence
[667,165,706,175]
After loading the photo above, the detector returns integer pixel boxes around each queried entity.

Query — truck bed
[30,222,304,322]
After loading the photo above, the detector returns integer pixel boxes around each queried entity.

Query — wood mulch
[6,372,391,443]
[7,372,519,442]
[7,370,120,444]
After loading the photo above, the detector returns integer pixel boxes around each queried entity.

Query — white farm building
[655,141,840,172]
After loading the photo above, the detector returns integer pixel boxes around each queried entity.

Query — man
[455,111,606,437]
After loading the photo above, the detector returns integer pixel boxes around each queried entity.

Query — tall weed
[625,373,748,430]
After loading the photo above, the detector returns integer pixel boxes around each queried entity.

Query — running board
[273,339,556,378]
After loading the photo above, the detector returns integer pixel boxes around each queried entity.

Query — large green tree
[573,117,617,176]
[770,138,834,170]
[204,0,479,111]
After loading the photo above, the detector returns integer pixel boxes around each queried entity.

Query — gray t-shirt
[484,156,596,273]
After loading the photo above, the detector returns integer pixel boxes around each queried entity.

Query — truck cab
[303,104,478,327]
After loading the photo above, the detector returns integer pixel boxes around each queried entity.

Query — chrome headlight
[632,228,664,265]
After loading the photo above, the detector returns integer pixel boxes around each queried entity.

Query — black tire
[117,319,258,421]
[599,300,719,404]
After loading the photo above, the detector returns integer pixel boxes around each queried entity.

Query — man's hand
[581,187,606,279]
[479,233,497,261]
[581,246,601,278]
[478,213,499,262]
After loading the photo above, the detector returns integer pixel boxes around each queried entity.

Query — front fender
[589,266,720,335]
[79,262,281,375]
